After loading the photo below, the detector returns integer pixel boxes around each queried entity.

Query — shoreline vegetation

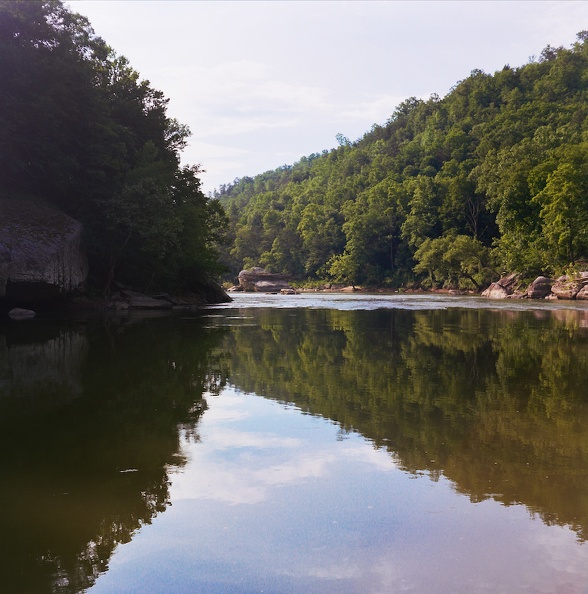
[226,267,588,302]
[3,3,588,313]
[217,32,588,295]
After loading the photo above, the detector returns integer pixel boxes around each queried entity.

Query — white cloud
[343,444,400,472]
[70,0,588,192]
[171,447,336,505]
[203,427,301,451]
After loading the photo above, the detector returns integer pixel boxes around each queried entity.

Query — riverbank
[290,271,588,302]
[295,285,473,295]
[1,281,232,320]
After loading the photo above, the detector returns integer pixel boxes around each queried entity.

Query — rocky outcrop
[187,280,232,304]
[0,196,88,303]
[483,272,588,301]
[550,276,584,300]
[118,291,173,310]
[105,282,231,310]
[481,273,520,299]
[237,267,294,293]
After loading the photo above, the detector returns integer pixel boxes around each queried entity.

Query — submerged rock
[8,308,36,319]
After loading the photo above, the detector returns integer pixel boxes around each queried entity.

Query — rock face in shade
[0,196,88,303]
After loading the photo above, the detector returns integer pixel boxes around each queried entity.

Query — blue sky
[69,1,588,193]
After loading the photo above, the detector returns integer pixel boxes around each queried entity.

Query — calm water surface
[1,294,588,593]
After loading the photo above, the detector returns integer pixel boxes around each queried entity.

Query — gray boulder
[550,276,585,300]
[0,196,88,302]
[238,267,293,293]
[481,283,510,299]
[481,273,521,299]
[527,276,552,299]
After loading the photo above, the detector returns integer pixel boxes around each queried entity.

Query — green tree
[413,234,495,289]
[0,0,225,294]
[329,178,407,285]
[297,202,344,277]
[219,31,588,287]
[401,175,442,248]
[532,144,588,266]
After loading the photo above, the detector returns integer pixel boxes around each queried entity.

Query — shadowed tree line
[0,1,226,295]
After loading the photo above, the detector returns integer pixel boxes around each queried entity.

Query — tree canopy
[0,0,226,294]
[217,33,588,288]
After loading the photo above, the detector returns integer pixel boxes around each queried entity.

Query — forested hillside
[0,0,226,295]
[218,33,588,289]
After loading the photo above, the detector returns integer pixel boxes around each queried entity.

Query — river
[1,293,588,593]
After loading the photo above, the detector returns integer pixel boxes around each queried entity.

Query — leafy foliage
[0,0,226,293]
[413,234,494,289]
[218,32,588,287]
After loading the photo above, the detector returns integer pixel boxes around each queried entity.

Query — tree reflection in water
[2,304,588,592]
[0,315,228,593]
[219,306,588,543]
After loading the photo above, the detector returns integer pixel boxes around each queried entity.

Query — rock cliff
[0,196,88,303]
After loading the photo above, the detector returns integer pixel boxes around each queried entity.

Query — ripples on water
[215,291,588,312]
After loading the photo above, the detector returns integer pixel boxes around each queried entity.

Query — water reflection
[217,306,588,543]
[2,302,588,592]
[91,386,588,594]
[0,316,227,593]
[0,324,87,408]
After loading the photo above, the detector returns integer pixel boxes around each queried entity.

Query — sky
[68,1,588,194]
